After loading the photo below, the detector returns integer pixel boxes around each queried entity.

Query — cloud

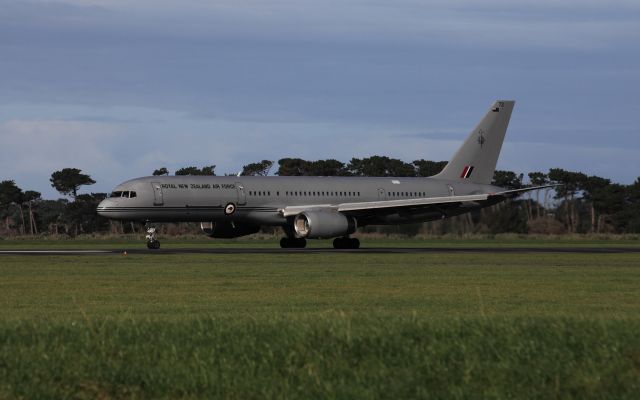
[0,0,638,194]
[3,0,638,49]
[0,119,124,195]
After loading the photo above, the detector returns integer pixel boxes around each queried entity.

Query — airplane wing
[280,185,556,217]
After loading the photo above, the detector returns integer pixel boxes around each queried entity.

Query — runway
[1,247,639,255]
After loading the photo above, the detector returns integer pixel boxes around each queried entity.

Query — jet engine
[293,210,356,239]
[200,221,260,238]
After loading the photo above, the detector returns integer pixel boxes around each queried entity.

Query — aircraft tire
[280,238,307,249]
[333,237,360,249]
[147,240,160,250]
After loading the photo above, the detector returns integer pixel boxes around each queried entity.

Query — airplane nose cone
[97,199,112,217]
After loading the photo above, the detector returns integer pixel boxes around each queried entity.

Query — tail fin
[434,100,515,185]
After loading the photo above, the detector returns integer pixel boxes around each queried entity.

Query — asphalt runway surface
[1,247,640,255]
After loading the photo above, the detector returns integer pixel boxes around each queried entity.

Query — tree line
[1,158,639,237]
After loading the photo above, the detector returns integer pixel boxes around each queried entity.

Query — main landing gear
[280,237,307,248]
[279,236,360,249]
[146,227,161,249]
[333,237,360,249]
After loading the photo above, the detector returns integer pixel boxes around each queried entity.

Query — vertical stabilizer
[434,100,515,185]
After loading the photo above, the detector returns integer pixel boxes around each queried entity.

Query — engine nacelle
[200,221,260,238]
[293,210,356,239]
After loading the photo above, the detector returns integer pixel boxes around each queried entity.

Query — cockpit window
[110,191,137,198]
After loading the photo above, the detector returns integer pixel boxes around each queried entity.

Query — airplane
[97,100,551,249]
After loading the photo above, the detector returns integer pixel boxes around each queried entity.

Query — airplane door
[377,188,387,200]
[236,182,247,205]
[151,182,164,205]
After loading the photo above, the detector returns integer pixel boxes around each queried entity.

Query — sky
[1,0,638,198]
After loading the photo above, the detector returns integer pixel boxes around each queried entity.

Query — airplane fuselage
[97,175,502,226]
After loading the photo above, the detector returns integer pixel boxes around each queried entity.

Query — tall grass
[1,316,638,399]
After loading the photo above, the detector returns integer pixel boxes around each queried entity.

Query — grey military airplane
[97,100,549,249]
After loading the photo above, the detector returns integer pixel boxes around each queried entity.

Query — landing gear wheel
[333,237,360,249]
[280,237,307,249]
[145,227,161,250]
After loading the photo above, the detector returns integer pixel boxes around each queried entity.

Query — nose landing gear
[146,227,161,249]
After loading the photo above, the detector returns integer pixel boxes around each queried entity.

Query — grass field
[1,239,639,398]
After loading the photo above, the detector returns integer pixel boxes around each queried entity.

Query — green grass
[1,248,639,398]
[1,252,639,319]
[2,317,639,399]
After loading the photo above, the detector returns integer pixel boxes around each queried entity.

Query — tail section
[434,100,515,185]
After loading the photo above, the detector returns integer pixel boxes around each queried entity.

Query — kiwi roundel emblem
[224,202,236,215]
